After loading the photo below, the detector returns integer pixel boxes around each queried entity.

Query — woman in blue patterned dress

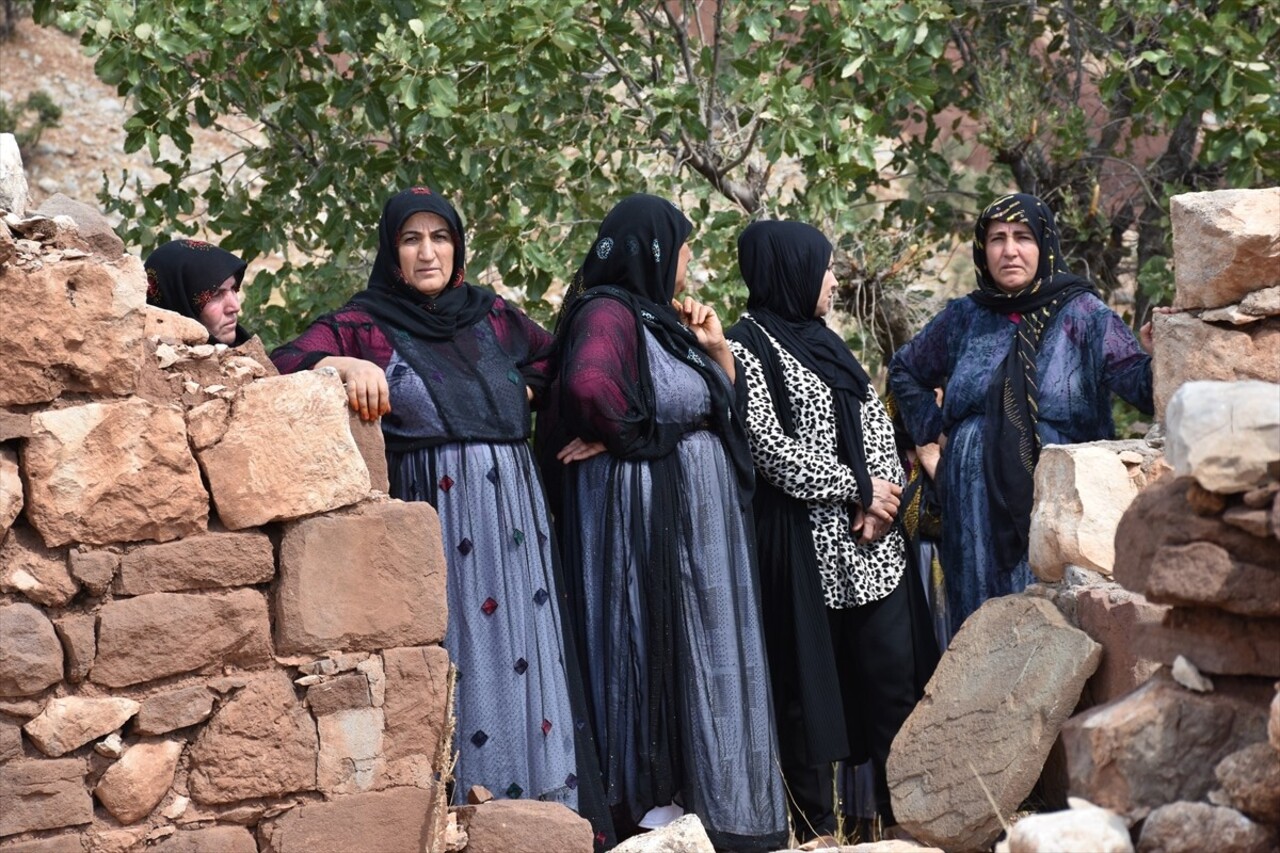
[272,187,612,847]
[889,193,1154,638]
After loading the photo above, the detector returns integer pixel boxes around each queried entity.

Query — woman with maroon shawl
[272,187,612,847]
[543,194,787,850]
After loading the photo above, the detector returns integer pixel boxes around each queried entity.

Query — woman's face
[814,263,837,318]
[198,275,242,344]
[397,212,456,297]
[984,221,1040,294]
[673,241,693,295]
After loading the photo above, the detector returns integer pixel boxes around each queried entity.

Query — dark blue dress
[889,293,1152,636]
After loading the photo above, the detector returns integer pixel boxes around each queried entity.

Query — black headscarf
[143,239,251,345]
[967,193,1096,570]
[346,187,541,451]
[554,193,755,499]
[731,220,875,512]
[349,186,495,341]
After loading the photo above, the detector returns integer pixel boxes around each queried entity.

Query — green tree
[32,0,1278,359]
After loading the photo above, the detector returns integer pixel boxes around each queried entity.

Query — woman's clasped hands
[851,477,903,544]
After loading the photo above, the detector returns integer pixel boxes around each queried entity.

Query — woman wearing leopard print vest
[725,221,938,840]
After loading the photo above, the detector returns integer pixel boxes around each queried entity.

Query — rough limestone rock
[275,500,446,655]
[149,826,257,853]
[115,529,274,595]
[35,193,124,258]
[0,257,146,406]
[0,524,78,606]
[1073,586,1166,705]
[887,596,1101,851]
[1215,742,1280,825]
[1062,672,1270,818]
[23,398,209,547]
[0,602,64,697]
[1137,801,1276,853]
[22,696,140,757]
[144,305,212,345]
[187,671,318,804]
[0,133,28,217]
[1029,442,1165,580]
[195,371,370,529]
[67,547,118,595]
[316,707,385,794]
[1165,380,1280,494]
[1143,541,1280,617]
[0,757,92,838]
[257,785,441,853]
[52,613,96,684]
[0,715,23,763]
[93,589,271,688]
[1152,313,1280,419]
[1005,804,1132,853]
[0,445,21,537]
[1171,187,1280,311]
[348,410,391,493]
[382,644,452,787]
[305,672,372,717]
[1114,477,1280,599]
[93,738,184,824]
[1141,607,1280,678]
[464,799,594,853]
[134,685,216,736]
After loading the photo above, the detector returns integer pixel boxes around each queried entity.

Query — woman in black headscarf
[144,239,252,345]
[272,187,613,848]
[725,220,935,837]
[544,194,787,850]
[889,193,1153,636]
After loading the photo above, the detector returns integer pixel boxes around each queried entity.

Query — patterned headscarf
[144,239,246,319]
[968,193,1096,570]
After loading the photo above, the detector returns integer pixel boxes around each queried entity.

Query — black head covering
[349,186,495,341]
[144,239,250,344]
[730,220,874,511]
[967,193,1096,570]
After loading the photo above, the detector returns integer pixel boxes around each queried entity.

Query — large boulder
[1215,742,1280,825]
[887,596,1101,851]
[1152,313,1280,420]
[93,738,184,824]
[463,799,594,853]
[0,257,146,406]
[115,529,274,595]
[22,696,140,757]
[35,193,124,259]
[1137,801,1276,853]
[194,370,370,529]
[257,785,443,853]
[1171,187,1280,311]
[0,602,63,697]
[0,757,93,838]
[1073,586,1166,705]
[1164,380,1280,494]
[23,398,208,547]
[275,500,446,655]
[0,524,77,606]
[92,589,271,687]
[0,133,29,216]
[1062,672,1271,818]
[187,671,318,804]
[381,644,452,788]
[1029,442,1165,581]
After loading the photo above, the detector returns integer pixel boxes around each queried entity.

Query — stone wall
[0,142,455,851]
